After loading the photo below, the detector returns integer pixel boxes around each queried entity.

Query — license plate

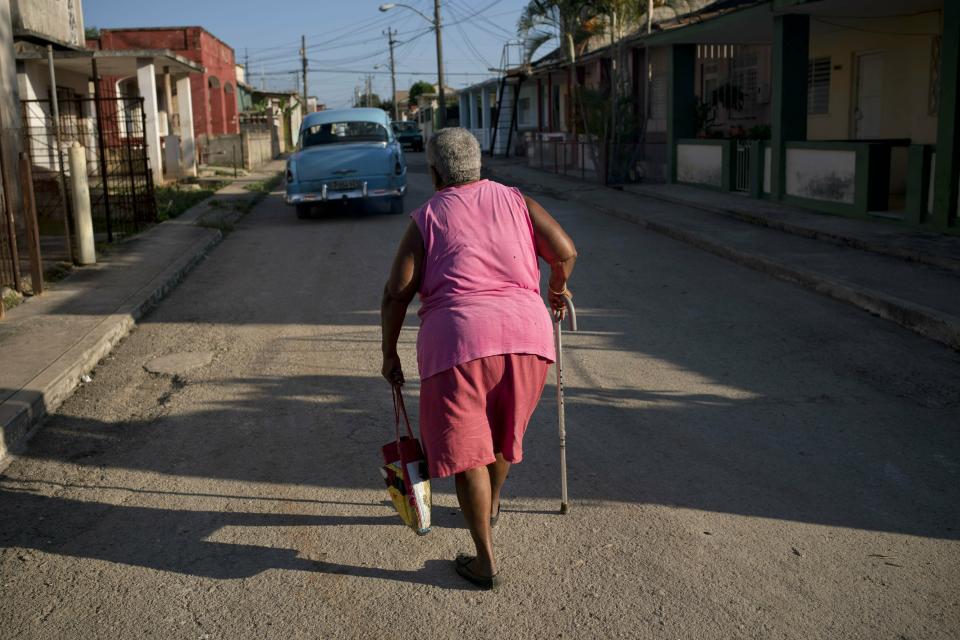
[328,179,361,191]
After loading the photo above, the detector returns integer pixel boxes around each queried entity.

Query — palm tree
[518,0,596,68]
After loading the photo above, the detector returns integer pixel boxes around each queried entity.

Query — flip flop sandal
[454,554,500,590]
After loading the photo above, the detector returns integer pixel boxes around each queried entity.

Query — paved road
[1,154,958,639]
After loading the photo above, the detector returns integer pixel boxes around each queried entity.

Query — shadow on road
[3,154,959,587]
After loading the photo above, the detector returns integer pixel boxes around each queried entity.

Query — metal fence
[527,138,599,182]
[21,96,156,247]
[526,137,649,185]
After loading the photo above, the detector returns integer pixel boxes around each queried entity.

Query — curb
[0,227,223,465]
[485,166,960,353]
[624,187,960,275]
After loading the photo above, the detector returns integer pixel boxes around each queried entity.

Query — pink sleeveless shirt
[411,179,555,380]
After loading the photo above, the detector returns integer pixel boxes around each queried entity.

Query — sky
[83,0,543,109]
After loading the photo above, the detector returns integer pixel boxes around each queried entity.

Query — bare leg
[487,453,511,518]
[454,466,496,577]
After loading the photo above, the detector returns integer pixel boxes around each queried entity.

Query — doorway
[853,52,883,140]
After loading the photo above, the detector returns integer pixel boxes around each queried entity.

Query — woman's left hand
[382,354,405,386]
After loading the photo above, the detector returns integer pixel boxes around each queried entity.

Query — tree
[519,0,690,183]
[354,92,382,108]
[408,81,435,106]
[84,26,100,40]
[380,99,396,118]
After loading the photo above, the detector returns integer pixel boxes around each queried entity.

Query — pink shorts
[419,354,550,478]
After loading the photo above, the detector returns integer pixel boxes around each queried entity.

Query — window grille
[807,57,830,115]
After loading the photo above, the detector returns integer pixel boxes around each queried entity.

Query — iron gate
[21,96,156,247]
[734,141,751,192]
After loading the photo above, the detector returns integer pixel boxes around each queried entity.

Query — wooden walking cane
[554,295,577,514]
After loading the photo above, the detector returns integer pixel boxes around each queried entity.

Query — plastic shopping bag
[381,386,431,535]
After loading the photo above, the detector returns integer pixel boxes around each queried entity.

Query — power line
[250,66,496,78]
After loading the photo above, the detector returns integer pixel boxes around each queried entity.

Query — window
[730,51,759,119]
[807,57,830,115]
[301,121,389,148]
[518,97,531,126]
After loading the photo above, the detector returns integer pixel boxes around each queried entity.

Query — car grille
[328,179,362,191]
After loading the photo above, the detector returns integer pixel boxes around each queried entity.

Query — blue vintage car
[285,108,407,217]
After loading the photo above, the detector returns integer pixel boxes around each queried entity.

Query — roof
[14,48,204,77]
[301,108,391,129]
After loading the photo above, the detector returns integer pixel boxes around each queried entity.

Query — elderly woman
[380,128,577,589]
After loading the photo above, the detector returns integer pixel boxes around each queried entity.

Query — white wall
[677,143,722,187]
[11,0,85,47]
[785,148,856,204]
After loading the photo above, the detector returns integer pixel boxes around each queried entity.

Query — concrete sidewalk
[483,158,960,351]
[0,160,285,463]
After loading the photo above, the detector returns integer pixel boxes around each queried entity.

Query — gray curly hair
[426,127,482,186]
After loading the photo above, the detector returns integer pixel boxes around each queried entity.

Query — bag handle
[392,384,415,443]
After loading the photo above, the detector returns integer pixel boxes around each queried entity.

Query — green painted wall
[667,44,696,183]
[932,2,959,230]
[770,13,809,198]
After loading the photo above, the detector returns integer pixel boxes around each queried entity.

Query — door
[854,52,883,139]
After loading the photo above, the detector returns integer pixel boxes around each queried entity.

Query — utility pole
[433,0,446,128]
[385,27,399,121]
[300,34,308,108]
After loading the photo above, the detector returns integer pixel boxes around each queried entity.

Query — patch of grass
[155,182,227,222]
[44,260,74,283]
[2,289,23,312]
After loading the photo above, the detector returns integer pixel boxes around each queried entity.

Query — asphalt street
[1,153,958,639]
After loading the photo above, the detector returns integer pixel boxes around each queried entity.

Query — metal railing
[526,136,649,185]
[527,138,598,181]
[734,141,751,192]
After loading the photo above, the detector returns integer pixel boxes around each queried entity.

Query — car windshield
[392,122,419,133]
[302,121,389,147]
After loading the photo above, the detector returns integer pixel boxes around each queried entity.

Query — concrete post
[137,59,164,185]
[175,75,197,177]
[931,2,959,230]
[162,68,174,133]
[770,14,809,199]
[0,0,26,228]
[481,88,490,150]
[467,91,477,132]
[68,143,95,265]
[667,44,696,183]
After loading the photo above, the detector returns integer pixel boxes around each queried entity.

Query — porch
[651,0,958,233]
[12,48,204,267]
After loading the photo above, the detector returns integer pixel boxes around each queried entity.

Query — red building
[93,27,239,138]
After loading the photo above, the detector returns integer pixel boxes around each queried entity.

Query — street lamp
[379,1,446,128]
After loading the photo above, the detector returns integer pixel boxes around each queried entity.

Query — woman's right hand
[548,286,571,320]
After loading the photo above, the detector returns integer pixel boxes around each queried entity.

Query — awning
[15,48,204,78]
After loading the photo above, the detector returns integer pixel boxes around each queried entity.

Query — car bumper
[285,183,406,205]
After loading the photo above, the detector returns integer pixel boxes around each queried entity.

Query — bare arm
[524,194,578,315]
[380,220,424,385]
